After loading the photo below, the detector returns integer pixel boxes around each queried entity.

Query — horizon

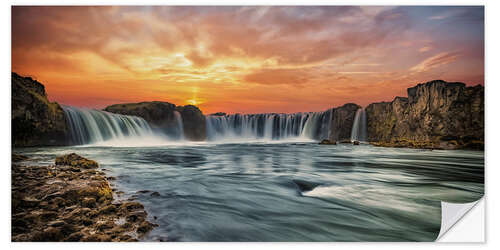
[13,71,479,115]
[12,6,484,114]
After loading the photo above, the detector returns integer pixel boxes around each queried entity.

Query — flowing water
[14,106,483,241]
[351,108,367,142]
[62,106,155,145]
[14,143,483,242]
[205,111,332,142]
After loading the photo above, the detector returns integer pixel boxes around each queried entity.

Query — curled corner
[436,198,483,241]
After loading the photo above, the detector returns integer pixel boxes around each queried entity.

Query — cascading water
[62,106,155,145]
[173,111,184,140]
[350,108,367,142]
[205,110,332,141]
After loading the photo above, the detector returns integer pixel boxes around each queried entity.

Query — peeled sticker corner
[436,198,484,241]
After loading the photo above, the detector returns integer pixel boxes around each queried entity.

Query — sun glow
[186,99,199,105]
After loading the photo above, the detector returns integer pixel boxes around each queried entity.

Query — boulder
[55,153,98,168]
[319,139,336,145]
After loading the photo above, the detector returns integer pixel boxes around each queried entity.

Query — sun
[186,99,199,105]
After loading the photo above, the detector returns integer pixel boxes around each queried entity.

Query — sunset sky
[12,6,484,114]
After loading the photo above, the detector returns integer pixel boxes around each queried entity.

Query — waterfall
[62,106,155,145]
[350,108,367,142]
[205,110,332,141]
[173,111,184,140]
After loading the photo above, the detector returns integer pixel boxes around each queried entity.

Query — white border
[2,0,496,249]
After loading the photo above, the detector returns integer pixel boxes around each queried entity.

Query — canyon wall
[12,73,69,146]
[365,80,484,149]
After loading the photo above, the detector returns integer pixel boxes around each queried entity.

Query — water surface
[14,142,484,242]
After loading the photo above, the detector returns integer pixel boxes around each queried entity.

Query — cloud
[410,52,460,73]
[243,68,310,85]
[11,6,484,113]
[419,46,432,52]
[12,6,412,74]
[429,8,467,20]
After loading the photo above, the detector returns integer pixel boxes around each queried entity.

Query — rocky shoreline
[12,153,157,242]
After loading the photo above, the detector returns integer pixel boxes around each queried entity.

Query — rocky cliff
[329,103,361,142]
[365,80,484,149]
[12,73,68,147]
[175,105,206,141]
[104,102,206,141]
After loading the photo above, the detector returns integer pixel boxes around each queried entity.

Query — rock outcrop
[12,73,69,146]
[328,103,360,142]
[104,101,177,128]
[365,80,484,149]
[175,105,206,141]
[12,153,158,242]
[104,102,207,141]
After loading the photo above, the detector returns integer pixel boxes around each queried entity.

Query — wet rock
[20,197,39,208]
[47,220,65,227]
[150,192,161,197]
[12,154,157,242]
[82,197,96,208]
[51,196,66,207]
[120,202,144,211]
[12,153,28,162]
[353,140,360,145]
[66,232,84,241]
[293,179,320,192]
[126,211,148,223]
[32,227,63,241]
[319,139,336,145]
[81,233,112,242]
[55,153,98,169]
[99,204,117,214]
[96,220,115,231]
[137,221,158,234]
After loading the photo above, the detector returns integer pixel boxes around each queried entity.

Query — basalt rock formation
[175,105,207,141]
[104,101,207,141]
[12,72,69,147]
[365,80,484,150]
[329,103,361,142]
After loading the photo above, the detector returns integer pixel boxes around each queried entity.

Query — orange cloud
[11,6,484,114]
[410,52,460,73]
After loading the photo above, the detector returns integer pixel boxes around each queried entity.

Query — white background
[1,0,496,249]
